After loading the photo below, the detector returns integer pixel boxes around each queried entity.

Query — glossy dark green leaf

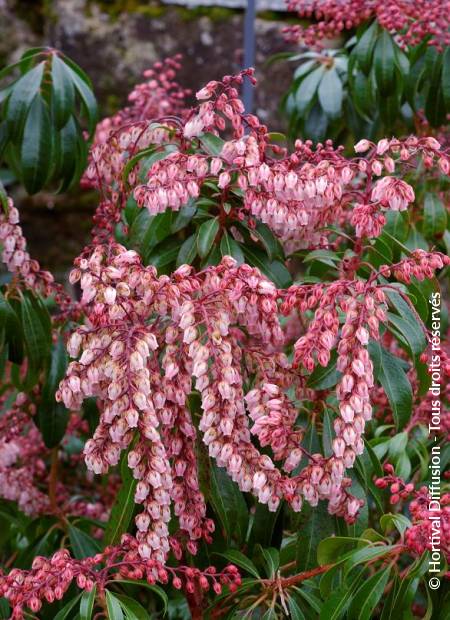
[142,210,173,260]
[197,217,219,258]
[146,239,182,271]
[296,502,335,572]
[318,68,343,119]
[0,291,23,364]
[176,233,198,266]
[259,547,280,578]
[287,594,306,620]
[251,223,284,260]
[220,231,244,264]
[369,344,413,429]
[171,202,197,233]
[198,132,225,156]
[354,21,379,73]
[442,47,450,109]
[348,566,391,620]
[374,31,396,95]
[51,54,75,129]
[20,292,52,381]
[209,463,248,545]
[319,574,364,620]
[105,591,124,620]
[243,246,292,288]
[53,594,82,620]
[6,62,44,142]
[36,335,69,448]
[423,193,447,238]
[104,454,137,545]
[68,524,101,559]
[114,581,168,615]
[80,585,96,620]
[115,594,151,620]
[216,550,260,579]
[57,116,84,192]
[64,63,98,135]
[20,95,52,193]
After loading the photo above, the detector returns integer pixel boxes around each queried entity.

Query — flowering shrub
[279,1,449,142]
[0,48,448,620]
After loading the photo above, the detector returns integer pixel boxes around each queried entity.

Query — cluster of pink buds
[283,0,450,50]
[0,535,241,620]
[375,463,415,503]
[90,55,189,148]
[0,197,72,309]
[384,250,449,284]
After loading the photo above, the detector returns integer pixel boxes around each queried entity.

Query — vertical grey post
[243,0,256,114]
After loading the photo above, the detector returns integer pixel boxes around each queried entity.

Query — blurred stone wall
[0,0,299,272]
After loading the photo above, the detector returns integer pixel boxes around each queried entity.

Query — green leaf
[176,233,198,266]
[287,595,306,620]
[53,594,82,620]
[318,68,343,119]
[220,231,244,264]
[380,512,412,538]
[80,586,96,620]
[141,210,173,260]
[114,581,168,615]
[423,193,447,238]
[354,21,379,73]
[68,524,101,559]
[295,67,326,114]
[322,409,334,457]
[104,454,138,545]
[6,62,45,142]
[36,335,69,448]
[20,291,52,381]
[20,95,52,193]
[216,550,260,579]
[209,463,248,545]
[348,566,391,620]
[64,62,98,135]
[105,591,124,620]
[251,223,284,260]
[344,545,393,575]
[317,537,360,565]
[442,47,450,109]
[51,54,75,129]
[260,547,280,578]
[296,502,335,572]
[198,132,225,156]
[146,239,182,271]
[171,202,197,233]
[197,217,219,258]
[319,574,364,620]
[0,291,23,364]
[374,31,396,95]
[243,246,292,288]
[369,344,413,429]
[57,116,83,192]
[115,594,151,620]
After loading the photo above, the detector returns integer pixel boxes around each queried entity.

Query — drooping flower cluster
[284,0,450,50]
[0,198,73,311]
[56,236,448,563]
[0,534,240,620]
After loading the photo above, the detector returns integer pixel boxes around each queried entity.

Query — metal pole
[243,0,256,115]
